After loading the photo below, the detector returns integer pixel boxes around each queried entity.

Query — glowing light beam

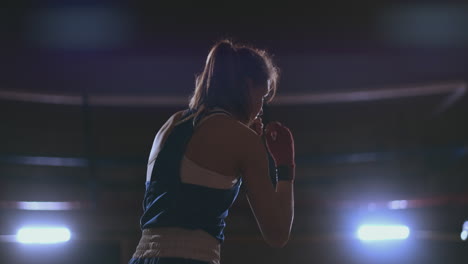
[357,225,410,241]
[16,227,71,244]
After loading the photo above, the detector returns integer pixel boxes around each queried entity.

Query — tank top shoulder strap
[172,108,197,127]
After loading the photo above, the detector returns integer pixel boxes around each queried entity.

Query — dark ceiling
[1,1,468,264]
[1,0,468,95]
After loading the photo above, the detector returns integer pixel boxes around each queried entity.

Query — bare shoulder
[203,115,267,167]
[189,114,265,158]
[202,115,261,143]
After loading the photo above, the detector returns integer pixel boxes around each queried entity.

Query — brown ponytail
[189,39,279,122]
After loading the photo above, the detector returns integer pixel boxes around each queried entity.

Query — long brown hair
[189,39,279,122]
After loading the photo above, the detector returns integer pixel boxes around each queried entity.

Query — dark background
[1,1,467,263]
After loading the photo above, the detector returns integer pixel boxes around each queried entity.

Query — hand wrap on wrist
[276,165,295,182]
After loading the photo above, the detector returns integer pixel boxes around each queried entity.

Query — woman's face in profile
[248,79,270,123]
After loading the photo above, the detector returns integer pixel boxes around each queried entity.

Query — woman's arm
[239,127,295,248]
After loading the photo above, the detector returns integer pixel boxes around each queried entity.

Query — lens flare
[17,227,71,244]
[461,230,467,241]
[357,225,410,241]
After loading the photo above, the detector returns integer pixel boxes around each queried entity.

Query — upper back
[185,113,249,178]
[147,109,260,182]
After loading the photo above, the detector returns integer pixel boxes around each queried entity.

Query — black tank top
[140,109,242,242]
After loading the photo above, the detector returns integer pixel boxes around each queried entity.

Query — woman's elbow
[264,230,290,248]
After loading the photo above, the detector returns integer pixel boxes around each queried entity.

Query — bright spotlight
[461,231,467,241]
[462,221,468,241]
[357,225,410,241]
[17,227,71,244]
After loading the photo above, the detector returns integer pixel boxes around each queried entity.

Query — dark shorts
[129,257,210,264]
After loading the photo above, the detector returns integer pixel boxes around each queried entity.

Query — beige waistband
[132,227,221,264]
